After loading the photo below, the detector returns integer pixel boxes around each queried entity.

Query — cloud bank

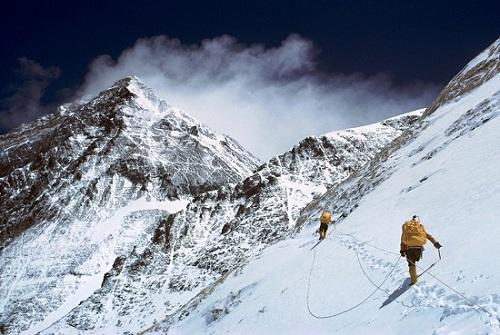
[0,58,61,130]
[78,34,439,159]
[3,35,439,159]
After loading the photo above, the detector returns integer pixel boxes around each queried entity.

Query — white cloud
[79,34,439,160]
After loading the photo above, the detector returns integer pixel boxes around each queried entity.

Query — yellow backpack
[320,211,331,224]
[403,220,427,246]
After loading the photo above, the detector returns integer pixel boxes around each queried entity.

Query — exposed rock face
[0,77,259,334]
[42,110,421,334]
[2,38,498,335]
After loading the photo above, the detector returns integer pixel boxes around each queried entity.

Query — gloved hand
[434,242,442,249]
[400,250,406,257]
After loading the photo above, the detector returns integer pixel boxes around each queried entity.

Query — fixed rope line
[306,244,401,319]
[405,257,497,319]
[331,229,399,294]
[353,236,496,319]
[337,229,413,305]
[354,248,391,295]
[413,249,441,278]
[332,228,497,320]
[354,246,442,309]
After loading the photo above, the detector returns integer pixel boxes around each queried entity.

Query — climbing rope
[329,228,498,320]
[306,243,401,319]
[354,247,391,295]
[353,242,440,309]
[408,258,497,319]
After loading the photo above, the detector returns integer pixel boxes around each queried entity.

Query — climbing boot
[409,265,417,285]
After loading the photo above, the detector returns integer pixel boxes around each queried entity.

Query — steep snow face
[42,111,421,334]
[0,77,260,334]
[161,43,500,334]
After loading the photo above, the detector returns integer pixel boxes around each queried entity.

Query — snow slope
[41,109,421,334]
[156,39,500,334]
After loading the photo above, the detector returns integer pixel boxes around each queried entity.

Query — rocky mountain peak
[0,76,262,334]
[103,75,170,114]
[34,110,424,335]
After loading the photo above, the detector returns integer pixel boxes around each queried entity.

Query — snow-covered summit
[0,77,260,334]
[4,36,499,335]
[103,75,171,114]
[110,75,164,100]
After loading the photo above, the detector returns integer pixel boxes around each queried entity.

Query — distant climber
[318,210,334,240]
[400,215,442,285]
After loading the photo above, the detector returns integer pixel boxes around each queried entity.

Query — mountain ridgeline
[0,77,260,334]
[0,77,260,248]
[160,37,500,335]
[42,110,421,334]
[0,37,498,335]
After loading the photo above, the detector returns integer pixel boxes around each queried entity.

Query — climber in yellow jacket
[400,215,442,285]
[318,210,334,240]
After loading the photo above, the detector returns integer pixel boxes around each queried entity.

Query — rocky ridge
[44,109,422,334]
[0,77,259,334]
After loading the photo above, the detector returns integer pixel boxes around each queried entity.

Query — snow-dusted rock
[0,77,259,334]
[43,109,421,334]
[160,38,500,335]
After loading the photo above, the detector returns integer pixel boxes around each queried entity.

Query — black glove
[434,242,442,249]
[400,250,406,257]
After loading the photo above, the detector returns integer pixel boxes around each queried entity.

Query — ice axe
[417,248,442,278]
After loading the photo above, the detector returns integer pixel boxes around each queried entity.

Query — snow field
[167,75,500,334]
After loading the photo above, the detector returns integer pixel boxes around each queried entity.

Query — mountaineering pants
[405,247,423,284]
[319,223,328,240]
[405,247,423,266]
